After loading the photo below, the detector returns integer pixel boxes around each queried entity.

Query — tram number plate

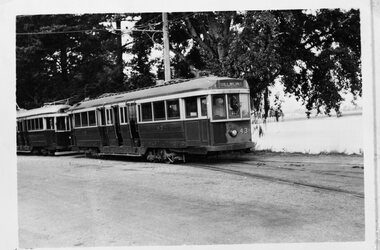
[239,128,249,134]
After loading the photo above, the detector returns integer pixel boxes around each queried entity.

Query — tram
[68,76,253,162]
[16,104,71,155]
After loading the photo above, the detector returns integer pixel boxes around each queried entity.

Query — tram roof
[17,104,70,119]
[69,76,248,111]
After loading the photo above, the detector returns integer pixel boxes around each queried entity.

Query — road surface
[17,152,364,248]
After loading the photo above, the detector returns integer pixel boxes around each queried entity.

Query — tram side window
[82,112,89,126]
[240,94,250,118]
[46,117,54,130]
[119,107,128,124]
[17,121,22,132]
[185,97,198,118]
[38,118,43,129]
[227,94,240,119]
[141,103,152,122]
[88,111,96,126]
[31,119,36,130]
[56,117,66,131]
[74,113,81,127]
[167,99,180,119]
[106,109,113,125]
[212,94,227,120]
[200,97,207,117]
[153,101,166,121]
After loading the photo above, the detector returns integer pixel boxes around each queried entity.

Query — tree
[278,9,361,116]
[123,13,160,89]
[129,9,361,118]
[16,14,126,109]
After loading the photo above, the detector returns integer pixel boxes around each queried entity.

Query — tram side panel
[138,121,187,149]
[137,119,213,155]
[72,124,135,153]
[23,130,56,152]
[72,127,104,150]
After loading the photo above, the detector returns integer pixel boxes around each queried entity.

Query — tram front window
[212,93,250,120]
[228,94,240,119]
[212,95,227,120]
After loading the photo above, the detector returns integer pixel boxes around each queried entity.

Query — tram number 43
[239,128,249,134]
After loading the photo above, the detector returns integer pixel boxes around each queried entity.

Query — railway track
[236,160,364,179]
[182,162,364,198]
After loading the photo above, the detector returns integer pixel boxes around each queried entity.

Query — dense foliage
[16,9,361,118]
[16,14,125,108]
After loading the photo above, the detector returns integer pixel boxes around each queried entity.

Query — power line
[16,28,162,36]
[16,13,194,36]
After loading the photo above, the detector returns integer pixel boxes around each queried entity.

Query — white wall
[252,114,363,154]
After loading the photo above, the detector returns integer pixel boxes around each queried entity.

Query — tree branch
[169,44,200,77]
[184,16,217,58]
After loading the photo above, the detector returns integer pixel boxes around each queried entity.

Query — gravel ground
[17,152,364,248]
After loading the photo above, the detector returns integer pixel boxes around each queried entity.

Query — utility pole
[116,17,124,88]
[162,12,171,82]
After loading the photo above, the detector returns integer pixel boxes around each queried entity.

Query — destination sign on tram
[216,81,244,89]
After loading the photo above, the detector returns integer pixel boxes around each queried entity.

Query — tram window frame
[81,112,89,127]
[240,93,250,118]
[32,119,36,130]
[212,94,227,120]
[88,110,96,126]
[153,101,166,121]
[46,117,54,130]
[141,103,153,122]
[74,113,81,127]
[27,118,43,131]
[17,121,22,132]
[37,118,41,130]
[185,97,198,118]
[227,93,241,119]
[166,99,180,120]
[106,108,113,125]
[119,106,128,124]
[200,97,208,117]
[56,116,67,131]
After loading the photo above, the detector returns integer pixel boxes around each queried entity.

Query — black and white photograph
[0,0,378,249]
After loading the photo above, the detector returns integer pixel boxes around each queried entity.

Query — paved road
[17,152,364,248]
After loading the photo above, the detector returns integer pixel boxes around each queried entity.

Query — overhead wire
[16,13,195,36]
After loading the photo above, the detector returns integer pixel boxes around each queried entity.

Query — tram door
[68,114,76,146]
[127,103,140,147]
[97,108,109,146]
[112,106,123,146]
[21,120,28,146]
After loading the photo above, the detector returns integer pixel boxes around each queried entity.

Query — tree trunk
[60,46,68,82]
[263,87,270,119]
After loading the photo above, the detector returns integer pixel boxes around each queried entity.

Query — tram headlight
[229,129,238,137]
